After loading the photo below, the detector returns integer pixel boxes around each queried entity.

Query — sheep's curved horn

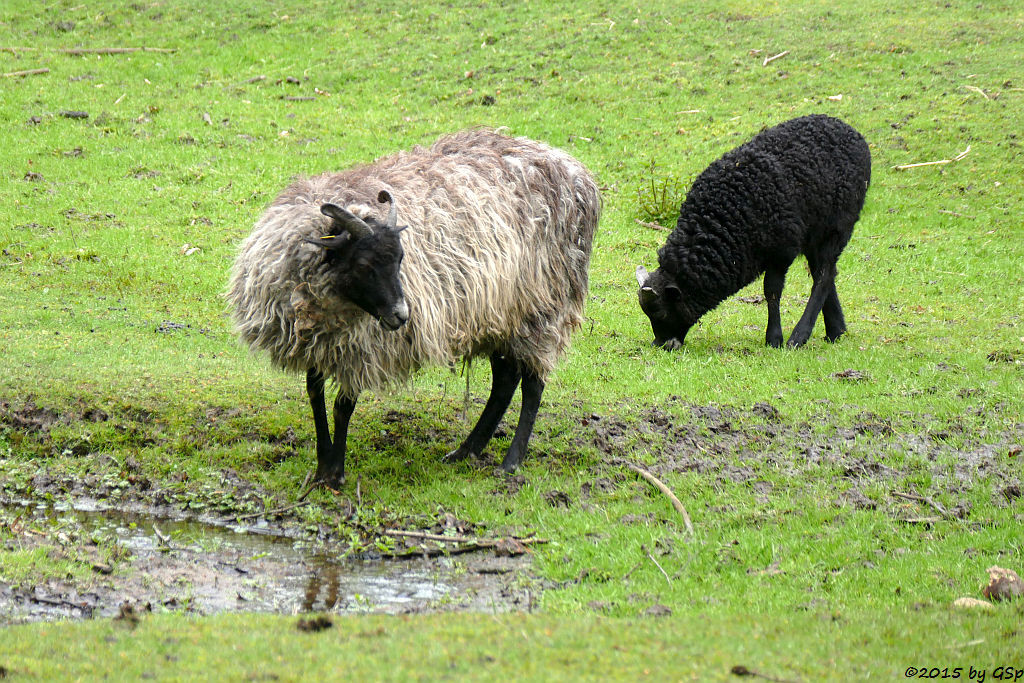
[377,190,398,229]
[320,203,373,240]
[635,265,650,288]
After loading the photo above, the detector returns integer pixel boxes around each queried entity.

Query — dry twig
[3,68,49,78]
[60,47,176,55]
[379,529,548,559]
[152,524,172,547]
[646,551,672,584]
[963,85,990,100]
[893,145,971,170]
[234,500,311,522]
[762,50,789,67]
[382,529,546,547]
[612,458,695,537]
[730,664,798,682]
[891,490,955,520]
[635,219,669,231]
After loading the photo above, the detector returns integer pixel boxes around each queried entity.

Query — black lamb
[635,114,871,349]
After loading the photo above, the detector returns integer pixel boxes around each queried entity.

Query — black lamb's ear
[663,284,682,302]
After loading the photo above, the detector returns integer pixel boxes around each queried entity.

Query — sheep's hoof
[661,338,684,352]
[825,330,846,343]
[442,446,473,464]
[312,466,345,490]
[500,451,523,473]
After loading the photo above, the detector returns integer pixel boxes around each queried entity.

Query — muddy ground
[1,396,1021,624]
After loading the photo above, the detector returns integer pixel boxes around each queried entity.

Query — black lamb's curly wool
[636,115,871,349]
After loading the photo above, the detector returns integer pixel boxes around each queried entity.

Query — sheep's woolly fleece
[657,114,871,317]
[227,129,600,398]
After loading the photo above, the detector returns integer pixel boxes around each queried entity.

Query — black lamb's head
[635,265,695,351]
[306,190,409,331]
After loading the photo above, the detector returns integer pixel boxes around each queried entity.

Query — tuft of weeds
[634,159,689,229]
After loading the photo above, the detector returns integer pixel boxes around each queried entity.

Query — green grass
[1,610,1022,681]
[2,0,1024,677]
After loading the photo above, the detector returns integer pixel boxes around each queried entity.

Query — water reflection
[2,499,457,619]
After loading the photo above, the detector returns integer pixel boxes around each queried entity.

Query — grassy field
[1,0,1022,678]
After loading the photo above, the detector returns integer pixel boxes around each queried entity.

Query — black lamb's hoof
[786,332,810,349]
[442,446,473,464]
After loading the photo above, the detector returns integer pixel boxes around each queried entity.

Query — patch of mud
[0,500,531,625]
[2,394,1021,624]
[577,399,1023,514]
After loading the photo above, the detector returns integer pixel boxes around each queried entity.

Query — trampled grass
[1,0,1022,677]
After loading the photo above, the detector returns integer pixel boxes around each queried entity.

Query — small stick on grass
[891,490,955,520]
[635,218,669,231]
[3,68,49,78]
[646,550,672,584]
[612,458,695,537]
[730,664,797,682]
[296,474,318,502]
[762,50,789,67]
[152,524,171,548]
[59,47,176,55]
[893,145,971,170]
[621,560,643,581]
[964,84,990,100]
[234,500,311,522]
[382,529,548,547]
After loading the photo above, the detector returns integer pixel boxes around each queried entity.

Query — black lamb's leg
[306,368,333,469]
[501,368,544,473]
[315,391,356,486]
[443,352,521,463]
[821,282,847,343]
[763,266,787,348]
[787,260,837,348]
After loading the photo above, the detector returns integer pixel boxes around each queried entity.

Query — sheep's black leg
[787,261,837,348]
[821,283,847,342]
[763,267,787,348]
[443,352,521,464]
[501,368,544,473]
[314,391,356,486]
[306,369,333,468]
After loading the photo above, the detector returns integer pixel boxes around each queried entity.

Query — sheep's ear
[377,190,398,229]
[320,203,373,239]
[304,233,351,250]
[663,284,682,302]
[635,265,650,288]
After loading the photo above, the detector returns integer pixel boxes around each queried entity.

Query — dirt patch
[0,500,533,624]
[2,395,1021,624]
[1,399,60,433]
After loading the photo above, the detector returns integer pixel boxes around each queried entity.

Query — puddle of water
[1,500,529,623]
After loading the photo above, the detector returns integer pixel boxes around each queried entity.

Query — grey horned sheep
[636,114,871,349]
[227,129,601,486]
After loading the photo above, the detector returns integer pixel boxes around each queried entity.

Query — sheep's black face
[337,230,409,331]
[311,200,410,331]
[635,266,694,351]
